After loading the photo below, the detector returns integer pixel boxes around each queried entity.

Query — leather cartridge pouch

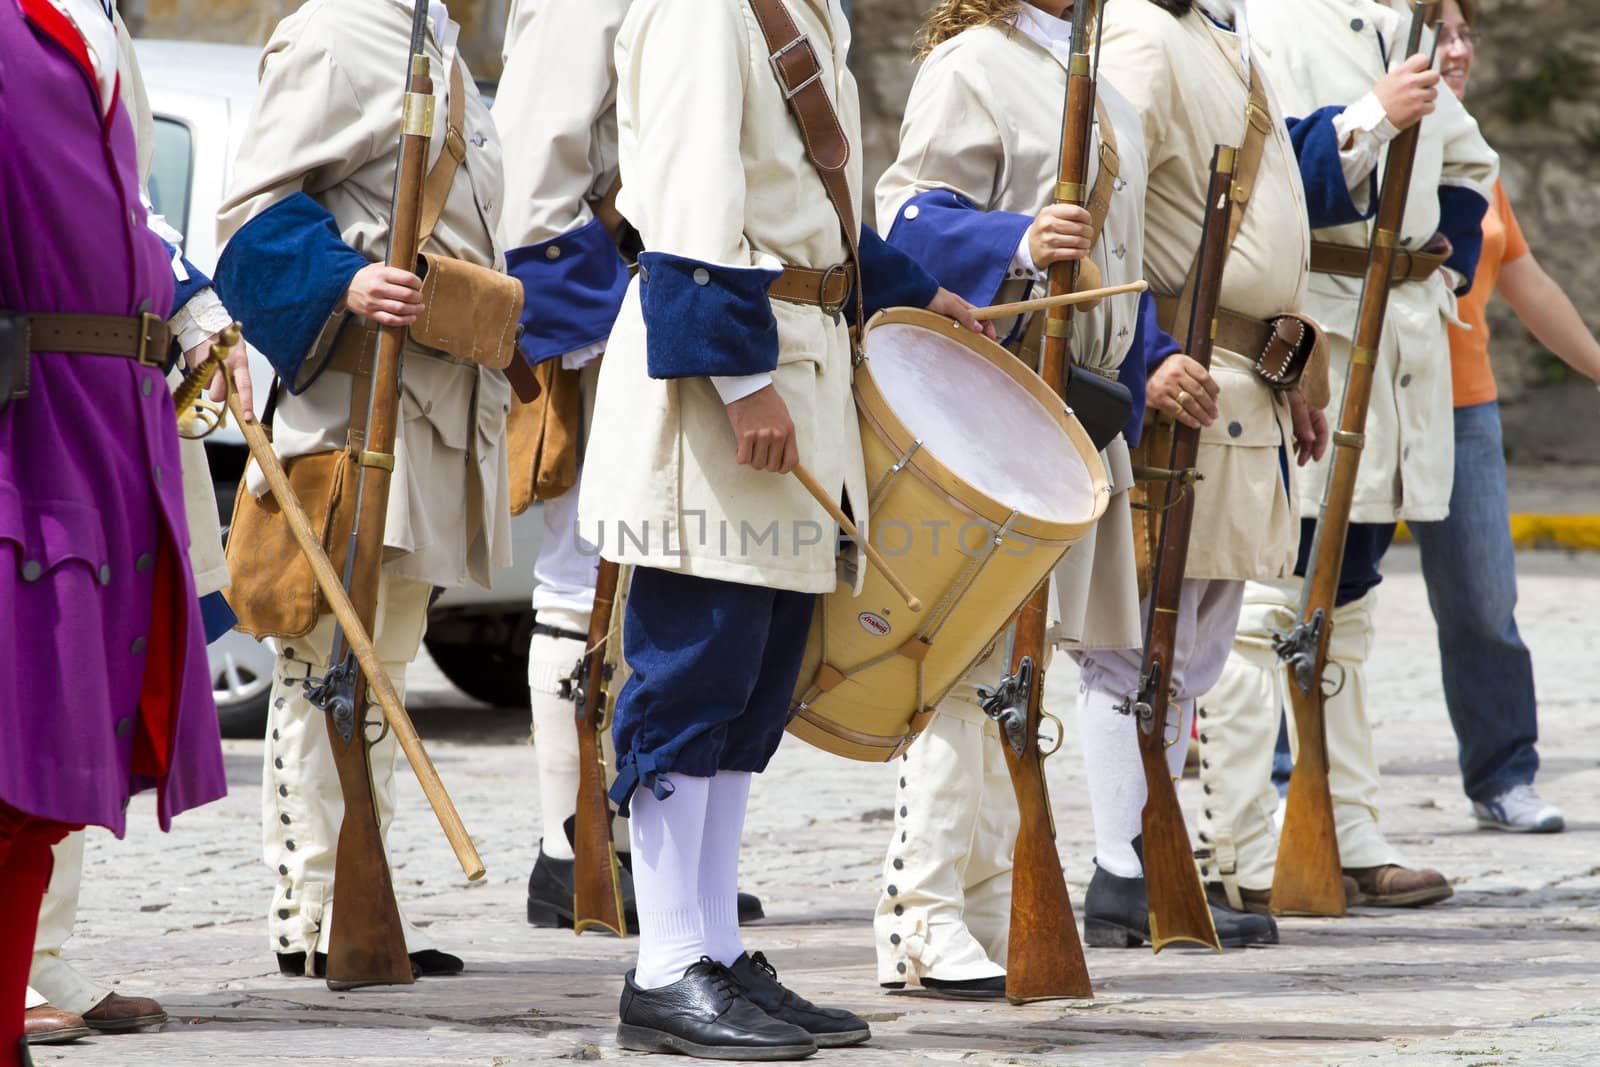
[410,251,523,370]
[508,357,582,515]
[1255,311,1330,409]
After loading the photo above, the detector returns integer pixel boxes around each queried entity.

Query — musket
[204,328,487,891]
[1270,1,1439,918]
[980,0,1104,1004]
[1117,147,1239,954]
[570,558,628,936]
[299,1,439,990]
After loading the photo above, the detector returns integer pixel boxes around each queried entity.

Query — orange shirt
[1448,179,1530,407]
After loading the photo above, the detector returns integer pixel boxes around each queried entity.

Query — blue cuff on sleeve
[506,217,630,366]
[637,252,783,379]
[1288,107,1374,229]
[881,190,1032,308]
[199,590,238,645]
[855,223,941,324]
[160,239,213,317]
[214,192,369,392]
[1437,185,1489,295]
[1122,290,1180,447]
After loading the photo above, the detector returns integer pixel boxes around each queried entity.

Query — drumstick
[971,279,1149,322]
[791,462,923,613]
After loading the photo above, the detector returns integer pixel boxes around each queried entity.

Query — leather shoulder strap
[417,60,468,252]
[744,0,864,332]
[1166,64,1271,335]
[1085,96,1121,243]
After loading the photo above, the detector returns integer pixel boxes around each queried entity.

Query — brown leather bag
[508,357,583,515]
[226,445,359,640]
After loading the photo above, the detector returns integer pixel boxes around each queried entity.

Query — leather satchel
[507,357,582,515]
[411,251,522,370]
[1256,311,1330,409]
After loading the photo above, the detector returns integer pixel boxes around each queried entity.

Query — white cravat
[1011,4,1074,66]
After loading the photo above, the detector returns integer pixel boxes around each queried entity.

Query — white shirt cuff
[561,340,606,370]
[1009,232,1043,280]
[169,287,233,354]
[711,372,773,406]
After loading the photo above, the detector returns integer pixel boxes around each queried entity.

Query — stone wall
[125,0,1599,461]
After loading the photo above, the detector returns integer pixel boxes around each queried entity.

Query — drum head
[863,313,1100,527]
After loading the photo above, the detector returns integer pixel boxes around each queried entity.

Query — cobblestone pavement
[35,547,1600,1066]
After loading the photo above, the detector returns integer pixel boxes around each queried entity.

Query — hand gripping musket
[1115,149,1240,954]
[294,1,445,989]
[569,558,628,937]
[1270,1,1440,918]
[976,0,1105,1004]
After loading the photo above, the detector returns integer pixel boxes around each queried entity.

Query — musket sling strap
[745,0,866,338]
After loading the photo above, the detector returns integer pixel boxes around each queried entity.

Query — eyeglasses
[1438,27,1475,49]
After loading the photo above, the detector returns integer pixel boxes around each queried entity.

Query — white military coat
[1100,0,1312,583]
[875,19,1148,651]
[578,0,868,594]
[218,0,512,591]
[1248,0,1499,523]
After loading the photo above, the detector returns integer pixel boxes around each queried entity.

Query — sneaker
[1473,784,1564,834]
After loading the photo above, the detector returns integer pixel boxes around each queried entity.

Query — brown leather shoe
[1343,865,1453,907]
[24,1005,92,1045]
[1207,877,1363,915]
[81,992,169,1032]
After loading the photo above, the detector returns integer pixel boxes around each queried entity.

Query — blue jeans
[1407,401,1540,802]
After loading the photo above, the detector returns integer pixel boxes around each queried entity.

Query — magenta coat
[0,0,226,834]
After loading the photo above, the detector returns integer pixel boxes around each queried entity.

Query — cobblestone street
[34,546,1600,1066]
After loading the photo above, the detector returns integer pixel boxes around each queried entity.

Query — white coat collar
[1196,0,1251,71]
[1011,4,1075,69]
[47,0,118,114]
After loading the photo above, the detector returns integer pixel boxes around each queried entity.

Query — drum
[786,308,1110,762]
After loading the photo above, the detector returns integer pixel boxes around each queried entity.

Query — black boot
[729,951,870,1048]
[1083,863,1278,948]
[527,818,766,930]
[275,951,327,977]
[618,959,816,1061]
[919,975,1007,1000]
[410,949,464,977]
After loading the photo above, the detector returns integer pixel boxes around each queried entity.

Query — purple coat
[0,0,226,834]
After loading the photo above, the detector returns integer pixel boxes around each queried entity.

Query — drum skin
[787,308,1110,762]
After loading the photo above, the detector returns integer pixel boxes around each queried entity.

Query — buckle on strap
[769,34,823,100]
[817,262,851,317]
[136,312,167,369]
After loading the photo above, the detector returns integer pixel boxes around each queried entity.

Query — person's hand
[182,330,255,421]
[726,384,799,473]
[1287,387,1329,465]
[926,286,996,339]
[1146,353,1220,429]
[1373,53,1440,130]
[1027,203,1094,270]
[342,263,424,326]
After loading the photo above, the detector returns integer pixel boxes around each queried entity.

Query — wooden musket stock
[1125,149,1239,954]
[1271,1,1439,918]
[571,559,628,937]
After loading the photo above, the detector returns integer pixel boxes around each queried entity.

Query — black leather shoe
[410,949,464,977]
[618,959,817,1060]
[920,974,1007,1000]
[275,951,327,978]
[528,819,766,930]
[730,951,870,1047]
[1083,862,1277,948]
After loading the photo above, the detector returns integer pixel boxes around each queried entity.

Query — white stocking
[628,775,711,989]
[1076,684,1146,878]
[699,772,751,967]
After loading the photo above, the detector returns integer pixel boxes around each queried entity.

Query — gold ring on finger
[1177,389,1190,406]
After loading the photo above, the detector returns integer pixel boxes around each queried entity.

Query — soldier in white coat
[1197,0,1498,912]
[871,0,1276,997]
[577,0,983,1056]
[215,0,512,979]
[494,0,767,934]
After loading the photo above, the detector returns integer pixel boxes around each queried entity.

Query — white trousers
[874,645,1013,986]
[1196,581,1402,894]
[262,575,433,961]
[27,832,105,1014]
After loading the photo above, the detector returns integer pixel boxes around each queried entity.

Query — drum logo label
[858,611,892,637]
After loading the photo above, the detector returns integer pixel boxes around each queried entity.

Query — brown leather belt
[19,311,173,366]
[1309,240,1447,284]
[1154,296,1273,360]
[769,263,856,315]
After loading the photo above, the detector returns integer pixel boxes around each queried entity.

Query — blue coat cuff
[1437,185,1489,295]
[506,217,630,366]
[214,192,368,393]
[1288,107,1374,229]
[881,190,1031,308]
[855,223,940,324]
[160,239,213,316]
[1123,290,1180,447]
[638,252,782,379]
